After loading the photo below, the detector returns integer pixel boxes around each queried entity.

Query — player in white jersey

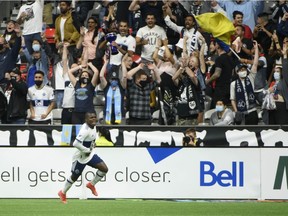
[58,111,108,204]
[136,12,167,62]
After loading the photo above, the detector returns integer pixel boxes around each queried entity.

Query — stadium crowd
[0,0,288,126]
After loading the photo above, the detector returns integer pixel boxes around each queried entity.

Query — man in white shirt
[27,70,55,124]
[136,12,167,63]
[16,0,44,54]
[110,20,136,66]
[58,111,108,204]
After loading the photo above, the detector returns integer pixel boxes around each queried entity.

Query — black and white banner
[0,125,287,147]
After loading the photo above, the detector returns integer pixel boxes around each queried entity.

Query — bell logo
[200,161,244,187]
[273,156,288,190]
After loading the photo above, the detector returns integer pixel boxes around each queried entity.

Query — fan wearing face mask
[24,39,49,88]
[27,70,55,124]
[267,59,288,124]
[230,41,259,125]
[67,57,99,124]
[99,53,128,125]
[210,100,234,126]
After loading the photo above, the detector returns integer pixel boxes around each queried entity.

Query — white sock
[91,170,106,185]
[63,177,74,194]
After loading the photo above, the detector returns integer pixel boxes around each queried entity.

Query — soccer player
[58,111,108,204]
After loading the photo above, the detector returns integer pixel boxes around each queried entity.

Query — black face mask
[34,80,43,87]
[139,80,148,88]
[0,44,4,50]
[80,77,89,84]
[11,76,17,81]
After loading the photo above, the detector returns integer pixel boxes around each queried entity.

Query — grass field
[0,199,288,216]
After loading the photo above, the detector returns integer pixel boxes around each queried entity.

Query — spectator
[267,43,288,125]
[27,70,55,124]
[232,24,253,62]
[61,42,76,124]
[271,0,288,24]
[172,57,202,125]
[205,39,234,107]
[43,1,53,27]
[99,54,127,125]
[161,0,188,45]
[3,20,18,48]
[253,12,277,56]
[24,39,49,88]
[232,10,253,40]
[153,42,178,125]
[126,62,161,125]
[16,0,44,54]
[129,0,165,28]
[135,12,167,64]
[216,0,264,31]
[54,1,80,52]
[67,59,99,124]
[230,41,259,125]
[277,12,288,41]
[71,0,95,32]
[3,68,28,124]
[76,17,102,65]
[0,24,21,88]
[189,0,214,15]
[164,13,203,56]
[108,20,136,74]
[210,100,234,125]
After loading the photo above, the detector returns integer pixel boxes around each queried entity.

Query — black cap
[235,64,248,72]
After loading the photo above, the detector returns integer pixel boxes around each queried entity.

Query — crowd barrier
[0,125,287,147]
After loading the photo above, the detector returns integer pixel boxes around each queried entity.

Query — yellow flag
[195,13,235,45]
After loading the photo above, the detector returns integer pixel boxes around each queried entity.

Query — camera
[183,136,194,146]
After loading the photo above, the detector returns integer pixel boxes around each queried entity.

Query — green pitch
[0,199,287,216]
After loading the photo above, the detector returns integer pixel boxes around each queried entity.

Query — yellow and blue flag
[195,12,235,52]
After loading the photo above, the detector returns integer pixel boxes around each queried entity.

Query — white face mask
[274,72,280,81]
[238,70,247,78]
[32,44,41,52]
[215,105,224,112]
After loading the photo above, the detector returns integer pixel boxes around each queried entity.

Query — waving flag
[195,13,235,52]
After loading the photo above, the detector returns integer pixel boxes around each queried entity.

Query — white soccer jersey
[110,34,136,66]
[27,85,54,121]
[72,123,98,164]
[136,25,167,61]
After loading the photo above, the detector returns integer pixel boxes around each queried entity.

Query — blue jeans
[55,90,64,109]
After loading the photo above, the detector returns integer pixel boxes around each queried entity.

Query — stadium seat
[45,28,55,44]
[204,109,215,124]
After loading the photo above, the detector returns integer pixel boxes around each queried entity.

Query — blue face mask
[111,80,118,88]
[32,44,41,52]
[215,105,224,112]
[274,72,280,81]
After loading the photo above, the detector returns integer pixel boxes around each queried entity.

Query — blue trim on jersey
[83,141,93,148]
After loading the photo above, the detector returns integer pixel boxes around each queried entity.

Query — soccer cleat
[86,182,98,196]
[58,190,67,204]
